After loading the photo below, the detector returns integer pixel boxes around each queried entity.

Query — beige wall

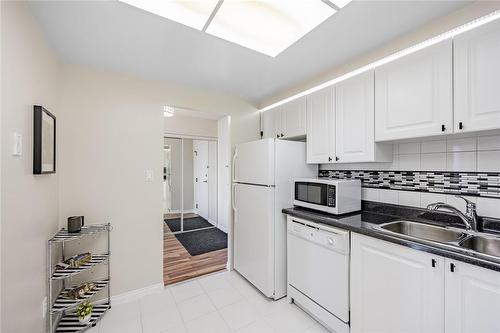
[0,4,259,331]
[164,115,217,138]
[261,1,500,108]
[57,64,259,297]
[1,2,61,332]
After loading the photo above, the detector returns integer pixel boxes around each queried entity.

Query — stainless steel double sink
[374,220,500,261]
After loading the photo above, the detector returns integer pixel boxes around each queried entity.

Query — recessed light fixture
[163,105,175,117]
[120,0,352,57]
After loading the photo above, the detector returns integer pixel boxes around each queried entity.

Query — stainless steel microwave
[293,178,361,215]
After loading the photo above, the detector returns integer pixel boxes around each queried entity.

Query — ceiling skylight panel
[327,0,353,9]
[121,0,219,30]
[206,0,336,57]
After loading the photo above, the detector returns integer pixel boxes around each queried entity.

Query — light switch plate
[145,169,154,182]
[12,132,22,156]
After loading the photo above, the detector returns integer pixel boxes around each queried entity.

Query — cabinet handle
[335,156,340,162]
[450,263,456,272]
[328,157,332,162]
[441,124,446,132]
[459,122,463,130]
[431,259,437,268]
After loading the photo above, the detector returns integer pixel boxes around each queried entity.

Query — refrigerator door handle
[232,183,237,213]
[232,152,238,182]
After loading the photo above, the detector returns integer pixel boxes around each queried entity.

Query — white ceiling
[29,1,470,106]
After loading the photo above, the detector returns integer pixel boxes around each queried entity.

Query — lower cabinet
[351,233,500,333]
[350,233,444,333]
[445,259,500,333]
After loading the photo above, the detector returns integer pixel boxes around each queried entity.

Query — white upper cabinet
[445,259,500,333]
[281,97,306,139]
[306,87,335,164]
[261,98,306,139]
[375,39,453,141]
[335,70,391,163]
[261,106,281,139]
[454,19,500,133]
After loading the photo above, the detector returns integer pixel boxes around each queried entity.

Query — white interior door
[208,141,218,226]
[193,140,209,220]
[218,116,231,233]
[233,183,275,297]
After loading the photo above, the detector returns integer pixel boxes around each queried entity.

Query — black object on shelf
[68,216,84,233]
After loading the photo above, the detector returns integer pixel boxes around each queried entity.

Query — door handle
[232,152,238,182]
[203,180,208,183]
[231,184,237,212]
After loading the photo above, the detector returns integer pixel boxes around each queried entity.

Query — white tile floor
[88,270,329,333]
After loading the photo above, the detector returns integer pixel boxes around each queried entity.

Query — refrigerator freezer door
[233,183,275,298]
[234,138,275,186]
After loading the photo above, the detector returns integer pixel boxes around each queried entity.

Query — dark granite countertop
[283,201,500,272]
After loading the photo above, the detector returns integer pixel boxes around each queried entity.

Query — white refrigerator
[232,138,317,299]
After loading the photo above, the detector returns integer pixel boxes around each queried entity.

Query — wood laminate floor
[163,224,227,285]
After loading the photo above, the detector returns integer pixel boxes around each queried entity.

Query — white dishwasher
[287,216,350,333]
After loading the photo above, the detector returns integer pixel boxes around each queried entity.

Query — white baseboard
[110,283,165,305]
[217,224,228,233]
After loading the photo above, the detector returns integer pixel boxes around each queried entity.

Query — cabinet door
[351,233,444,333]
[375,39,452,141]
[281,97,306,138]
[261,107,281,139]
[336,71,375,162]
[454,19,500,133]
[445,259,500,333]
[306,87,335,164]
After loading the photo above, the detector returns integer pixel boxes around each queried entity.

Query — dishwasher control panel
[287,217,349,255]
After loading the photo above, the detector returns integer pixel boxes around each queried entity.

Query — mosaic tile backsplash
[318,170,500,199]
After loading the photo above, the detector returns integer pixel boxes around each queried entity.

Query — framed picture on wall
[33,105,56,174]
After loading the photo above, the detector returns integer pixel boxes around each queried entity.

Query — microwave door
[294,182,328,206]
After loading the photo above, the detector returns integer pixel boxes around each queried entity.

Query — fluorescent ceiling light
[121,0,219,30]
[206,0,336,57]
[260,9,500,112]
[163,105,175,117]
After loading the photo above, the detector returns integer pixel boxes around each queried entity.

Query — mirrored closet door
[163,137,217,233]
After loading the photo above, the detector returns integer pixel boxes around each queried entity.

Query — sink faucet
[426,196,478,231]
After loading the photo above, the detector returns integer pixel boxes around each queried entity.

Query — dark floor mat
[165,216,212,232]
[174,228,228,256]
